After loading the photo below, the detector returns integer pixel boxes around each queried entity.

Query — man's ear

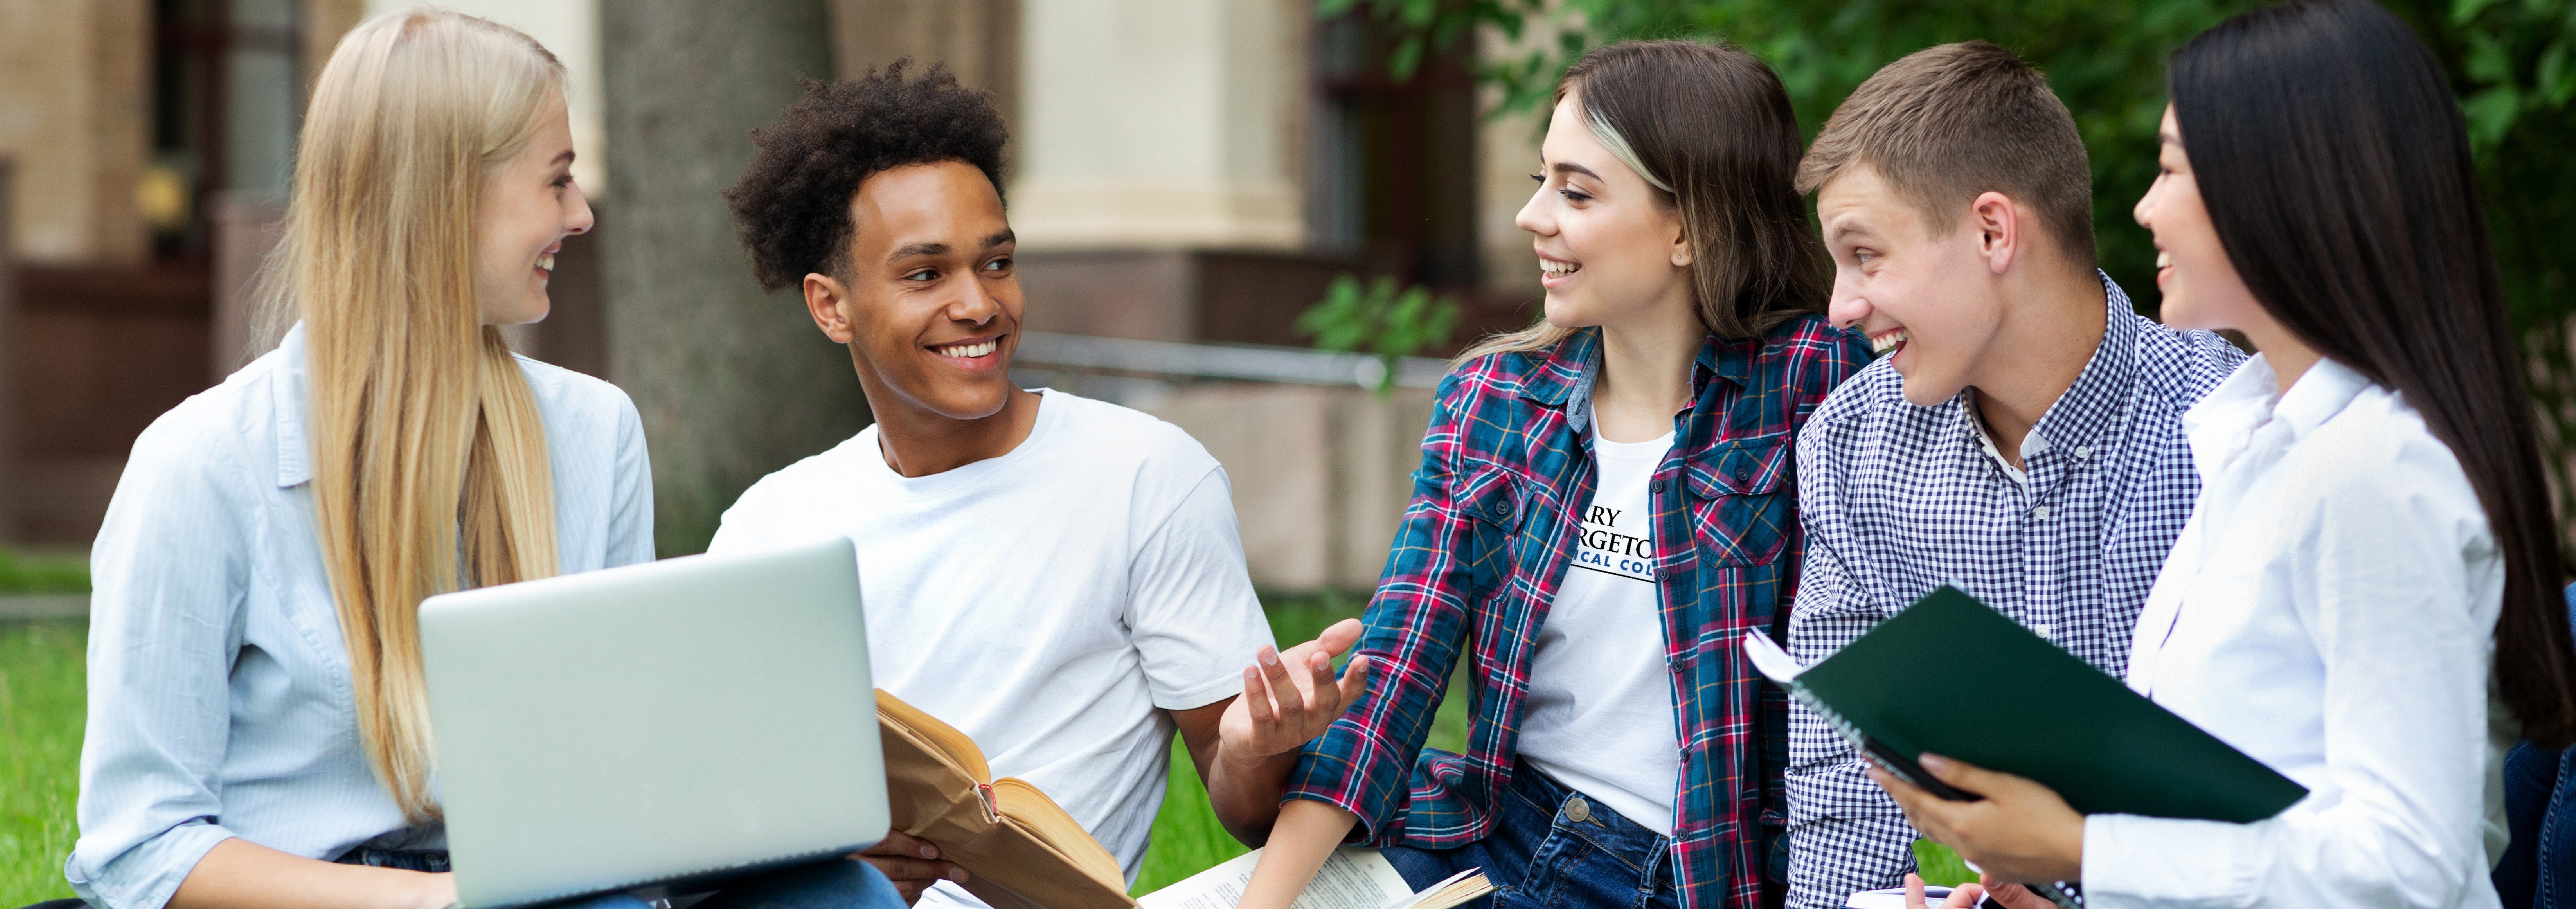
[802,271,857,344]
[1970,191,2020,276]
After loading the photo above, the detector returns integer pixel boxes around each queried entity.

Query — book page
[1138,846,1413,909]
[1740,630,1806,683]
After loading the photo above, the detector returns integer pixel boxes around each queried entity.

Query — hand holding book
[1743,585,2307,909]
[1869,753,2083,885]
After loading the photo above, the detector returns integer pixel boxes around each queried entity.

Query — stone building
[0,0,1551,591]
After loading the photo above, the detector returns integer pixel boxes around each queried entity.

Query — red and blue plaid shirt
[1286,315,1869,909]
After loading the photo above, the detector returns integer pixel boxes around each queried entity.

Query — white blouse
[65,325,655,909]
[2080,355,2511,908]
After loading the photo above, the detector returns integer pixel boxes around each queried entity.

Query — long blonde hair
[274,7,566,822]
[1462,40,1829,363]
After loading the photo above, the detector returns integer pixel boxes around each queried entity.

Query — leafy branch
[1297,274,1463,395]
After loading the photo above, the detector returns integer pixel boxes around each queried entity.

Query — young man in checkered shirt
[1780,42,2246,908]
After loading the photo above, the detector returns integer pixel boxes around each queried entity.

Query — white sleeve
[66,417,257,909]
[705,479,770,555]
[606,393,657,566]
[2080,457,2500,908]
[1124,465,1275,711]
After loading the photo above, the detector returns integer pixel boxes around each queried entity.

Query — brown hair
[1795,40,2096,265]
[1463,38,1827,360]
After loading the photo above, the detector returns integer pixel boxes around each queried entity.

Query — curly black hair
[723,60,1008,292]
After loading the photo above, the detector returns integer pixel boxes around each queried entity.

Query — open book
[1844,886,1953,909]
[876,690,1136,909]
[1138,846,1491,909]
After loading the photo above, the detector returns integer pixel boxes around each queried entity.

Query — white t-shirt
[1516,427,1684,836]
[707,390,1275,904]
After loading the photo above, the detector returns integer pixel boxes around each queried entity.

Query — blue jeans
[2496,740,2575,909]
[1381,760,1682,909]
[335,849,904,909]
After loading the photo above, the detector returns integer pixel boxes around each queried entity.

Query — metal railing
[1013,331,1450,390]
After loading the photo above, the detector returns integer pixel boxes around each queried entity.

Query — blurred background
[2,0,2572,581]
[3,0,2574,902]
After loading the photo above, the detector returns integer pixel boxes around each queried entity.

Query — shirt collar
[1944,271,2139,458]
[272,322,312,488]
[2181,352,2372,469]
[1523,326,1738,433]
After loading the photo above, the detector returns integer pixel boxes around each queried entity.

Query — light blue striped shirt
[66,324,655,909]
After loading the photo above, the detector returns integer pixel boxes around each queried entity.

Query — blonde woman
[63,10,900,909]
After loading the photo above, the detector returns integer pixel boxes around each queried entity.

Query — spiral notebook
[1741,584,2307,823]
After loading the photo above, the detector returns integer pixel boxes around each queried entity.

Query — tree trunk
[600,0,865,556]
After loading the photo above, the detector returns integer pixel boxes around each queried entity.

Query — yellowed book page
[1137,846,1412,909]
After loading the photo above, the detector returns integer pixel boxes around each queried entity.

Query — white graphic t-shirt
[706,390,1275,905]
[1516,426,1684,836]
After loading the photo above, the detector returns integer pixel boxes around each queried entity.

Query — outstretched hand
[1869,753,2085,886]
[1220,618,1371,760]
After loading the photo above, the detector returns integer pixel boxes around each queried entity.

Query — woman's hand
[1902,873,1982,909]
[1219,619,1371,760]
[1869,753,2085,884]
[1898,873,2058,909]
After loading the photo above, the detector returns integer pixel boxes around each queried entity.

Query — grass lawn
[0,550,88,595]
[1,619,85,906]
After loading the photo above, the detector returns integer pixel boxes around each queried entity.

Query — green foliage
[0,550,88,595]
[1910,839,1979,888]
[1,620,85,906]
[1331,0,2576,547]
[1298,274,1463,395]
[2442,0,2576,535]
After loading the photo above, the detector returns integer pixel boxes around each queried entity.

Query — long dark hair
[2172,0,2576,746]
[1462,38,1827,359]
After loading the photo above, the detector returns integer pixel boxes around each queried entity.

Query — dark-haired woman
[1224,39,1872,909]
[1872,3,2576,908]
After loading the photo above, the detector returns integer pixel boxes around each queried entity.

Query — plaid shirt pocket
[1686,435,1798,567]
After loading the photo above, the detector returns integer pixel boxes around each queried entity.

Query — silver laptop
[419,536,888,909]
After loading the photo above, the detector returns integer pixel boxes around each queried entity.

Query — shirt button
[2075,445,2093,459]
[2035,623,2055,640]
[1733,465,1750,482]
[1653,478,1668,492]
[2034,505,2053,520]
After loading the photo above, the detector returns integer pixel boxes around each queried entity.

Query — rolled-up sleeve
[1784,417,1919,909]
[1285,376,1480,844]
[67,414,259,909]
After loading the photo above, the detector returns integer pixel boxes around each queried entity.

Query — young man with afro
[710,63,1371,906]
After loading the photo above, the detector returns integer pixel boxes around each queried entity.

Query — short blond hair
[1797,41,2096,263]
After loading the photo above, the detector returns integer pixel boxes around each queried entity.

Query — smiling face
[2134,105,2262,334]
[1816,164,2010,405]
[474,97,591,326]
[1514,93,1694,332]
[808,161,1022,422]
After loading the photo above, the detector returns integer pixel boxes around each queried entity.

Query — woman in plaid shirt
[1220,38,1871,909]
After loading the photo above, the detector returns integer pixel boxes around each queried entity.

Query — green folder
[1746,584,2307,822]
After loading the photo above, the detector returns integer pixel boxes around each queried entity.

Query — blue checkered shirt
[1780,276,2246,909]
